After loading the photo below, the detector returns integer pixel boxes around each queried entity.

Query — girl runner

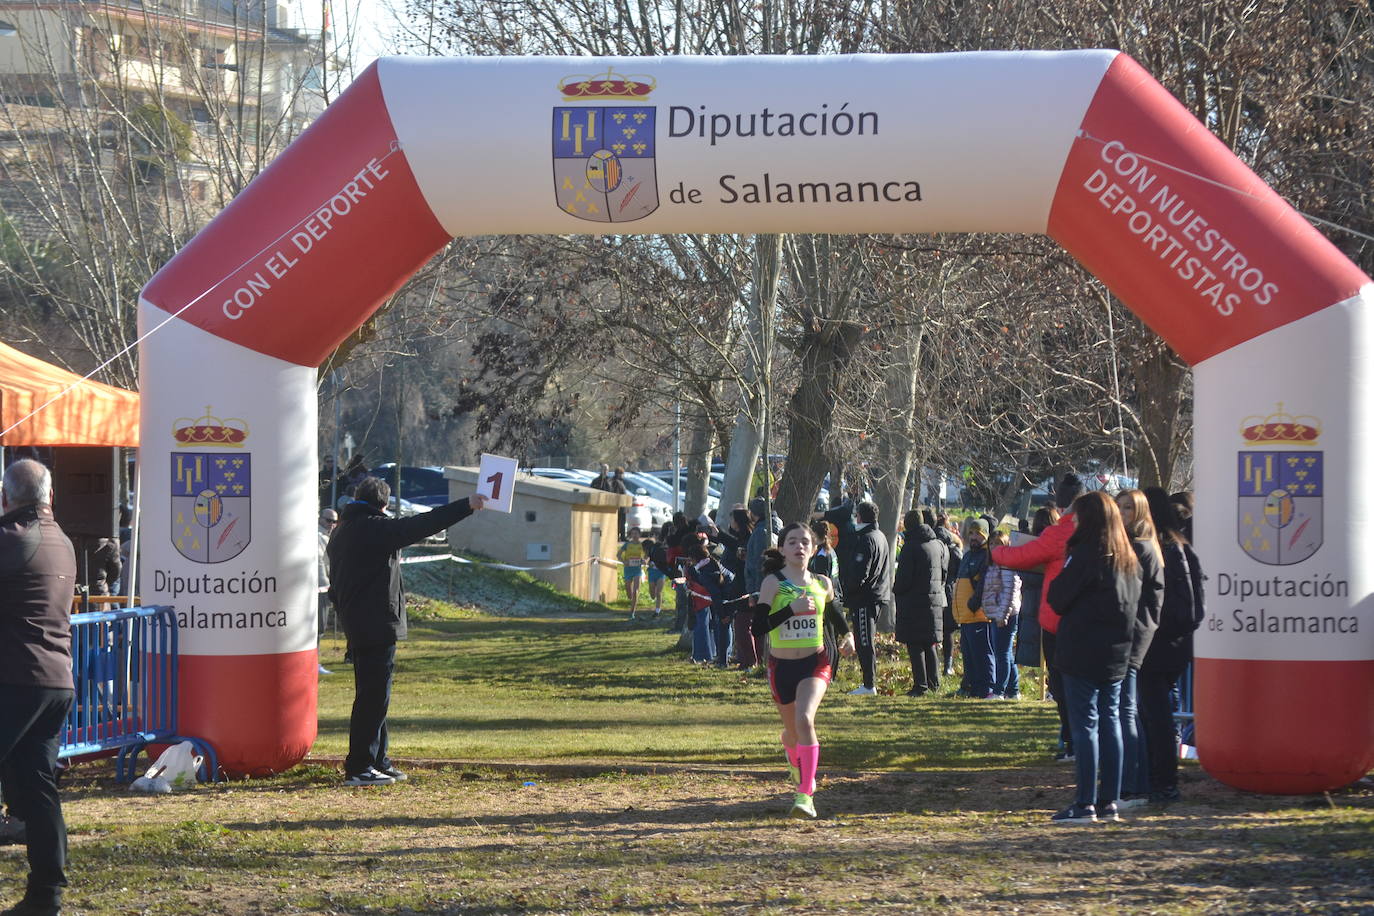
[752,522,856,818]
[617,527,647,619]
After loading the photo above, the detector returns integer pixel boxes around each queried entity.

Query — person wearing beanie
[992,473,1082,757]
[952,517,995,697]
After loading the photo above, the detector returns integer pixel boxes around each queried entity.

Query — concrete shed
[442,468,632,603]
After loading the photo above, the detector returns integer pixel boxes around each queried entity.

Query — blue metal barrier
[1177,662,1196,748]
[60,605,218,782]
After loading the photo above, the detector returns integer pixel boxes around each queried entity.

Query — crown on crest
[1240,403,1320,446]
[558,68,656,101]
[173,406,249,448]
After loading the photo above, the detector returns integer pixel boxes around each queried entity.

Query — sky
[288,0,400,79]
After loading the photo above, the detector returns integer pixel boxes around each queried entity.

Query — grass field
[2,557,1370,914]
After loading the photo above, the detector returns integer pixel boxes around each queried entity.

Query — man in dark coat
[894,511,948,696]
[842,502,893,696]
[328,476,486,786]
[0,459,77,916]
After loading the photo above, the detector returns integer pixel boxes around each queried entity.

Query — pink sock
[797,744,820,796]
[782,733,799,768]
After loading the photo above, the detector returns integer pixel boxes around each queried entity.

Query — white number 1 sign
[476,453,517,513]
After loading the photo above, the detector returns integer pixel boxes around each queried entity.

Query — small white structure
[443,467,631,603]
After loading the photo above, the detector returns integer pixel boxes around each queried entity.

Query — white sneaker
[848,686,877,696]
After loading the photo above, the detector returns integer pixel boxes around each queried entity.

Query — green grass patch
[316,557,1058,768]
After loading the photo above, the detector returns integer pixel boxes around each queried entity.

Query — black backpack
[1160,541,1205,636]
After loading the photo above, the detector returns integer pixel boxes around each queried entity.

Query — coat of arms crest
[171,408,251,563]
[1237,404,1322,566]
[553,69,659,223]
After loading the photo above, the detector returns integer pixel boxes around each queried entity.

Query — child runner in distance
[617,527,646,619]
[644,528,670,618]
[751,522,856,818]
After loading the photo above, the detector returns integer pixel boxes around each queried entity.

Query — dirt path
[19,762,1370,915]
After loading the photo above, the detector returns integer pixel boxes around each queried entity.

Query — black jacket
[1142,540,1205,673]
[0,504,76,689]
[937,528,962,606]
[893,525,947,645]
[327,497,476,648]
[1046,544,1141,683]
[843,522,892,613]
[1128,538,1165,669]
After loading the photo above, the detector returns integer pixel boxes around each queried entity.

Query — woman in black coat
[1138,487,1205,804]
[894,510,949,697]
[1045,492,1142,825]
[934,513,963,676]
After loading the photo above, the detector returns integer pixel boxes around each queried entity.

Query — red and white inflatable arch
[139,51,1372,790]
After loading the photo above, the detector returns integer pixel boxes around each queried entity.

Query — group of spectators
[626,471,1206,825]
[618,491,893,685]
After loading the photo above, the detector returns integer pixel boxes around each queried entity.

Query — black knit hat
[1055,473,1084,509]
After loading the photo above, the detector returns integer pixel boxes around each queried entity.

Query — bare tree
[0,0,341,384]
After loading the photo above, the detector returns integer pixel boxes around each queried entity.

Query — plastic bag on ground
[131,741,203,792]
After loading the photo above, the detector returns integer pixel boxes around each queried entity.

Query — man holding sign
[328,476,487,787]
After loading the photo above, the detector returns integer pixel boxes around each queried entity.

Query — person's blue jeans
[712,608,733,666]
[993,615,1020,697]
[1062,673,1124,807]
[959,622,995,697]
[691,607,716,662]
[1119,667,1149,796]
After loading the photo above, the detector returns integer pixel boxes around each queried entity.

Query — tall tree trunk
[774,319,864,522]
[873,335,920,544]
[719,234,783,512]
[683,406,716,519]
[1130,344,1190,490]
[719,406,760,512]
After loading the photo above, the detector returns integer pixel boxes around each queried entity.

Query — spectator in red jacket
[991,473,1083,759]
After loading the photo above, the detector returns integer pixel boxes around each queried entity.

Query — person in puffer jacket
[982,528,1022,698]
[952,518,994,698]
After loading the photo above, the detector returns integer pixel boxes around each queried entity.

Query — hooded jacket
[843,522,893,612]
[990,511,1076,634]
[893,524,947,645]
[1046,542,1141,683]
[1127,538,1165,669]
[1142,540,1205,673]
[328,496,476,648]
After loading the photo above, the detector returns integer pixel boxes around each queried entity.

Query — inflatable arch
[139,51,1373,791]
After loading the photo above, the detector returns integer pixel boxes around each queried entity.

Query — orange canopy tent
[0,341,139,446]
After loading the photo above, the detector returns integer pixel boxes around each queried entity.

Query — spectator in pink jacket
[991,474,1083,754]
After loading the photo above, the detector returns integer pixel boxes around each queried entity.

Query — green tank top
[769,573,830,649]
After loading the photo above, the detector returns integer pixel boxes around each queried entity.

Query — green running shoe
[790,792,817,819]
[788,762,800,786]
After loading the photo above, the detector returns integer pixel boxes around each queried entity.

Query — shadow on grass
[197,772,1374,915]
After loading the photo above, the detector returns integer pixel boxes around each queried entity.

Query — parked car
[525,467,596,484]
[622,472,681,513]
[371,463,450,507]
[526,468,666,533]
[643,469,721,513]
